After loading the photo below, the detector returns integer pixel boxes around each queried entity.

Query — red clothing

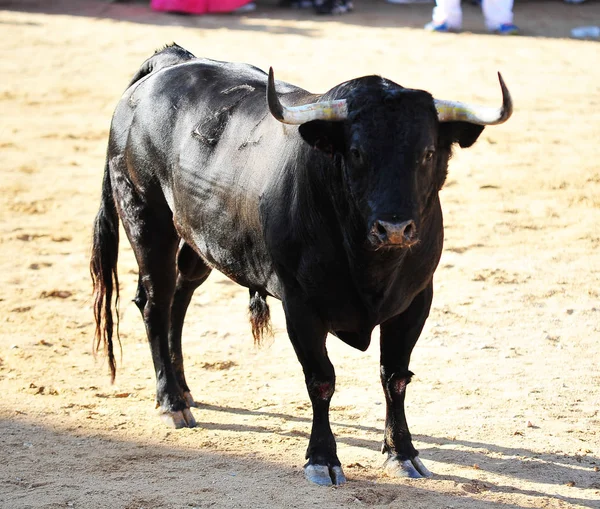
[151,0,251,14]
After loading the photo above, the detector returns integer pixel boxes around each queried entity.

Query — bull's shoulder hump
[148,59,267,89]
[147,59,311,97]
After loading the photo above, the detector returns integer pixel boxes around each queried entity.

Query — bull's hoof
[384,455,432,479]
[304,463,347,486]
[183,391,199,408]
[159,408,197,429]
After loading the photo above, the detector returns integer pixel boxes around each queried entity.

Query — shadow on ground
[185,403,599,506]
[1,413,597,508]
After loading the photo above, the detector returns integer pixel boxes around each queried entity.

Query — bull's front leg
[283,296,346,486]
[379,283,434,479]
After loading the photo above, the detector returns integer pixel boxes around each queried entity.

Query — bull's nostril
[375,221,387,237]
[403,221,416,240]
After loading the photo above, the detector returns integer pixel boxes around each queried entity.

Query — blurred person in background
[151,0,256,14]
[425,0,519,34]
[287,0,353,14]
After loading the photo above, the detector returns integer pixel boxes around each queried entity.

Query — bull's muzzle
[369,219,418,249]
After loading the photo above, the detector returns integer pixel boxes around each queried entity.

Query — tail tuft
[249,290,272,346]
[90,166,121,382]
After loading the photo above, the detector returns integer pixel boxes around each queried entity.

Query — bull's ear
[439,122,485,148]
[298,120,345,155]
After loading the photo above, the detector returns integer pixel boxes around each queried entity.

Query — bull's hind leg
[170,241,212,408]
[283,296,346,486]
[379,282,434,478]
[116,183,194,428]
[133,240,211,423]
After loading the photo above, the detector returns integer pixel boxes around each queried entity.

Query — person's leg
[428,0,462,30]
[482,0,517,32]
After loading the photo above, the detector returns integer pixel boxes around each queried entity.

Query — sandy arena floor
[0,0,599,507]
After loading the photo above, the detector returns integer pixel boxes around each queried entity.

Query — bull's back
[115,59,304,296]
[123,58,296,189]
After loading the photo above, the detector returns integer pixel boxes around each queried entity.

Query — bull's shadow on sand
[199,403,599,495]
[1,414,597,509]
[1,0,599,41]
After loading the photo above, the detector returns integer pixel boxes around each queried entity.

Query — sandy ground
[1,1,599,508]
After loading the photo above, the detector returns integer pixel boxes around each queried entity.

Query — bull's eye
[423,149,435,163]
[350,147,362,163]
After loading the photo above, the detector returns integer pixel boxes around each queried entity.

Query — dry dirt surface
[1,1,599,508]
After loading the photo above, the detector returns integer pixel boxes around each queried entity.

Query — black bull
[91,44,512,486]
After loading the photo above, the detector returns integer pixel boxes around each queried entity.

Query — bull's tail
[249,290,272,345]
[90,161,120,382]
[91,43,197,381]
[127,42,196,88]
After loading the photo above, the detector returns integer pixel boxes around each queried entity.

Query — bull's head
[267,69,512,250]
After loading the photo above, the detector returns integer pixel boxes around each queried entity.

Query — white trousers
[432,0,514,30]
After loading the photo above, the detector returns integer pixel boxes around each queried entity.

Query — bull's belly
[185,227,282,299]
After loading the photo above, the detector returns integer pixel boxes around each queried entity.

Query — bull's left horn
[434,72,513,125]
[267,67,348,125]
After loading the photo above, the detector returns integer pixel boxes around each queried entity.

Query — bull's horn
[267,67,348,125]
[434,72,513,125]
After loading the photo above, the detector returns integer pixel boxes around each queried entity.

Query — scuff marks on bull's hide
[193,84,256,147]
[221,84,255,96]
[238,112,267,150]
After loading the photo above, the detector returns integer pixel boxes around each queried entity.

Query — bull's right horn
[434,72,513,125]
[267,67,348,125]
